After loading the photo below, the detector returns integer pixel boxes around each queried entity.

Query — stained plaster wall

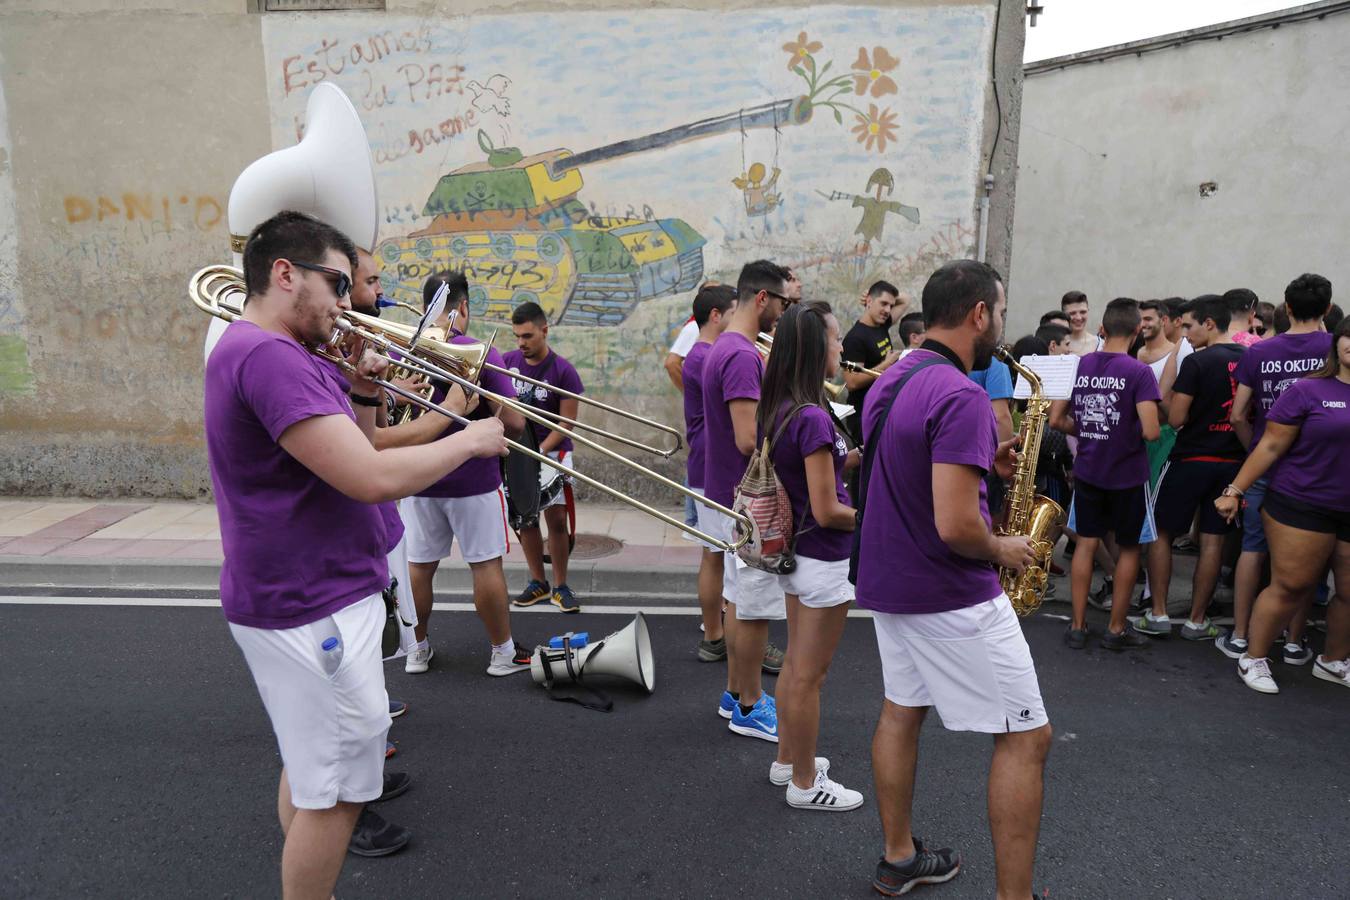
[0,0,1024,500]
[1010,4,1350,341]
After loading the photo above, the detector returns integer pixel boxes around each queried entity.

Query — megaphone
[531,613,655,697]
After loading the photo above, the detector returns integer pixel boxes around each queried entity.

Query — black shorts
[1263,489,1350,543]
[1153,459,1241,536]
[1070,480,1147,546]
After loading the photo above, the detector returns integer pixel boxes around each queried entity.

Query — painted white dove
[467,74,512,117]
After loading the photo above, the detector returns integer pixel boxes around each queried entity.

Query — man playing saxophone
[854,260,1051,898]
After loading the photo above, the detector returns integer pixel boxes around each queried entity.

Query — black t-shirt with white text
[1170,342,1245,461]
[842,320,892,418]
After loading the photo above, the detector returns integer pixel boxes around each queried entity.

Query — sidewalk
[0,498,705,599]
[0,497,1212,615]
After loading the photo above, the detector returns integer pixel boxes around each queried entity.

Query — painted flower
[783,31,823,71]
[852,104,899,153]
[851,46,899,97]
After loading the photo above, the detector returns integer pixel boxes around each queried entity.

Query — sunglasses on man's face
[292,261,352,299]
[761,289,790,305]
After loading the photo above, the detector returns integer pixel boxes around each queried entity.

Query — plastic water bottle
[321,636,343,676]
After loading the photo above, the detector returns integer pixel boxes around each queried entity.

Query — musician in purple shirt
[681,283,736,659]
[702,260,789,742]
[856,260,1049,898]
[400,271,530,679]
[206,212,506,897]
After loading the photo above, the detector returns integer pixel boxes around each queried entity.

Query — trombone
[366,308,682,459]
[190,265,749,552]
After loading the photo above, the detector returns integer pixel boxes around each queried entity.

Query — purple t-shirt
[1267,376,1350,512]
[205,320,388,629]
[417,338,514,499]
[1069,352,1160,490]
[701,331,763,507]
[379,502,404,553]
[768,404,852,561]
[682,340,712,489]
[501,349,584,453]
[1233,330,1333,446]
[855,349,1002,614]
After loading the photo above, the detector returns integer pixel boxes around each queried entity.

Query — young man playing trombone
[207,212,506,899]
[399,270,531,677]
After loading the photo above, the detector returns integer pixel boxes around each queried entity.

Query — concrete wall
[0,0,1024,500]
[1010,3,1350,341]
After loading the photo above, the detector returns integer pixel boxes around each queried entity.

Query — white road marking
[0,595,878,618]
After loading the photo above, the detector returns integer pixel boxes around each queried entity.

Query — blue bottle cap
[322,637,339,651]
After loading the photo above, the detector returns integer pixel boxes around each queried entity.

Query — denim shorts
[1240,477,1269,554]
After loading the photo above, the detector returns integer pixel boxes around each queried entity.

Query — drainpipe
[976,173,994,262]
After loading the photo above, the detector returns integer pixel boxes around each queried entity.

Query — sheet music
[1010,354,1080,401]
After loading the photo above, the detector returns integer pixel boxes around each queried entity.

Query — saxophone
[994,347,1066,616]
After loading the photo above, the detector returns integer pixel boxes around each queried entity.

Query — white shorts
[871,592,1048,734]
[701,508,786,620]
[540,450,573,509]
[404,489,510,564]
[229,593,390,809]
[779,555,855,608]
[384,533,419,659]
[688,486,721,551]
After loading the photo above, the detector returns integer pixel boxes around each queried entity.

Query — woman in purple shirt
[1216,317,1350,694]
[756,302,864,812]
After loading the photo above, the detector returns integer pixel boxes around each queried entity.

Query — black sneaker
[697,636,727,662]
[1087,579,1115,611]
[348,808,412,857]
[873,838,960,896]
[373,771,411,803]
[514,579,551,607]
[1063,627,1088,649]
[1100,628,1148,651]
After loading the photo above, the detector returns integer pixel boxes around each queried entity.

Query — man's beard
[758,306,782,335]
[294,284,338,346]
[973,319,1000,370]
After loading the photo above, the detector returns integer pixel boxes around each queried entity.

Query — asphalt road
[1,600,1346,899]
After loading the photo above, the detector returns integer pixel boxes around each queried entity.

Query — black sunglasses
[292,261,352,299]
[762,289,791,304]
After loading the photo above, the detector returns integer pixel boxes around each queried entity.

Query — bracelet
[1222,484,1244,499]
[349,391,383,408]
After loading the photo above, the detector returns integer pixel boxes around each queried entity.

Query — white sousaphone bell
[531,613,656,705]
[203,82,379,361]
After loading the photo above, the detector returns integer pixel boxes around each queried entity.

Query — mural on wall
[0,46,34,397]
[261,6,992,398]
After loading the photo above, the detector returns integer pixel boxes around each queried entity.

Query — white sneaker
[1312,656,1350,689]
[405,643,433,675]
[769,757,829,786]
[486,642,531,677]
[1237,654,1278,694]
[785,770,864,812]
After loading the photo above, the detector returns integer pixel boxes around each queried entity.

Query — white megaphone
[531,613,656,698]
[203,82,378,361]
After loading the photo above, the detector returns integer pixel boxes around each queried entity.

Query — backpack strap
[848,356,956,585]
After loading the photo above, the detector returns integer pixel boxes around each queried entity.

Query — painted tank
[377,97,811,326]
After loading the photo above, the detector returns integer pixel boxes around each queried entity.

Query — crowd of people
[207,207,1345,899]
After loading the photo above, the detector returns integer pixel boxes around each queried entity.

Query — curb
[0,555,701,602]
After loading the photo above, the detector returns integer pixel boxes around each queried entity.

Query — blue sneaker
[717,690,736,720]
[729,694,778,743]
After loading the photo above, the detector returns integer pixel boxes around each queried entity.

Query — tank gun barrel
[551,97,810,175]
